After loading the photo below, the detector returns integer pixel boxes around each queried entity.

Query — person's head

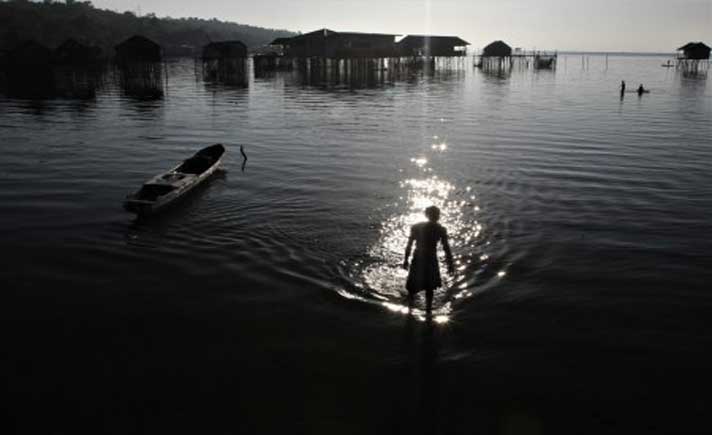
[425,205,441,222]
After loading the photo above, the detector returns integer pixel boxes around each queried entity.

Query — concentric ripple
[336,141,505,322]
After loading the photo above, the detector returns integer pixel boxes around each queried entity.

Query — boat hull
[124,144,225,216]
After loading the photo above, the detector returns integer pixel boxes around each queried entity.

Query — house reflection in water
[258,28,471,86]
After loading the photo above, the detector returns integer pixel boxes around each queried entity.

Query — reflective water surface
[3,56,712,433]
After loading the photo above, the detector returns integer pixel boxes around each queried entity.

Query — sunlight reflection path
[337,132,504,323]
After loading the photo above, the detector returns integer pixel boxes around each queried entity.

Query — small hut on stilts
[253,38,293,74]
[53,39,104,98]
[114,35,164,97]
[396,35,469,72]
[676,42,710,75]
[201,40,248,85]
[3,40,54,97]
[477,40,512,71]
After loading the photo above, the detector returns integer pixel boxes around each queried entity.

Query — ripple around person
[336,160,503,322]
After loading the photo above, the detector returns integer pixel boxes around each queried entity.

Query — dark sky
[92,0,711,51]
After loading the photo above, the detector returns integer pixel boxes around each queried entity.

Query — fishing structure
[2,40,54,97]
[201,40,248,86]
[0,38,104,98]
[676,42,710,75]
[114,35,164,98]
[474,40,557,72]
[52,39,104,98]
[253,38,293,75]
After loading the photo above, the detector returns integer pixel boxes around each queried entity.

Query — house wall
[289,33,396,58]
[397,37,468,57]
[683,47,710,60]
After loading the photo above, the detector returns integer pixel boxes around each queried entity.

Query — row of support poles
[474,54,558,72]
[676,59,710,75]
[114,60,165,98]
[292,56,468,86]
[201,58,248,86]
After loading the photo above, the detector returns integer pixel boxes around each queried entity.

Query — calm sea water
[3,55,712,434]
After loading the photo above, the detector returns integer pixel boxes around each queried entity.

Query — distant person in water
[637,84,646,96]
[403,205,454,314]
[620,80,626,95]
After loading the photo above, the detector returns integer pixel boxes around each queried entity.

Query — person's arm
[403,227,414,269]
[441,228,455,274]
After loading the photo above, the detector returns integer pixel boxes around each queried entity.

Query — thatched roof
[677,41,710,60]
[482,40,512,57]
[115,35,161,62]
[677,42,710,51]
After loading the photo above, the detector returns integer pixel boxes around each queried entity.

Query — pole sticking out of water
[240,145,248,172]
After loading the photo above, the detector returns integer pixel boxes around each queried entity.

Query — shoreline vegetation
[0,0,296,57]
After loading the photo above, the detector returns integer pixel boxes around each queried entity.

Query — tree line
[0,0,296,57]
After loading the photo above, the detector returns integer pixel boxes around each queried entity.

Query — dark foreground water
[3,55,712,434]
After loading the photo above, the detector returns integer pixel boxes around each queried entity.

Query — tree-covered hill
[0,1,296,56]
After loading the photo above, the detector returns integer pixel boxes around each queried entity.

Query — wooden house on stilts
[677,42,710,74]
[53,39,104,98]
[254,28,472,86]
[114,35,164,97]
[396,35,470,69]
[253,37,294,73]
[202,40,248,85]
[477,40,512,70]
[3,40,54,97]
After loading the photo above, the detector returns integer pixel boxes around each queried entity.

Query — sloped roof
[291,28,337,41]
[398,35,470,46]
[115,35,160,52]
[677,42,710,51]
[115,35,161,62]
[483,40,511,51]
[290,29,399,41]
[334,31,400,37]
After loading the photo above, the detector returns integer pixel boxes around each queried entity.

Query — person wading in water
[403,205,455,314]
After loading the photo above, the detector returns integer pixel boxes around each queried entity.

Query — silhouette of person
[620,80,626,95]
[637,84,645,96]
[403,205,454,314]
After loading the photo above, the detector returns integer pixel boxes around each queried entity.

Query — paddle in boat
[124,144,225,215]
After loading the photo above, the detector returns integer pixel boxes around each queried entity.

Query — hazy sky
[92,0,711,52]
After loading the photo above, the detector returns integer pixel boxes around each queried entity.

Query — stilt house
[482,40,512,57]
[115,35,162,63]
[397,35,470,57]
[286,29,399,58]
[677,42,711,60]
